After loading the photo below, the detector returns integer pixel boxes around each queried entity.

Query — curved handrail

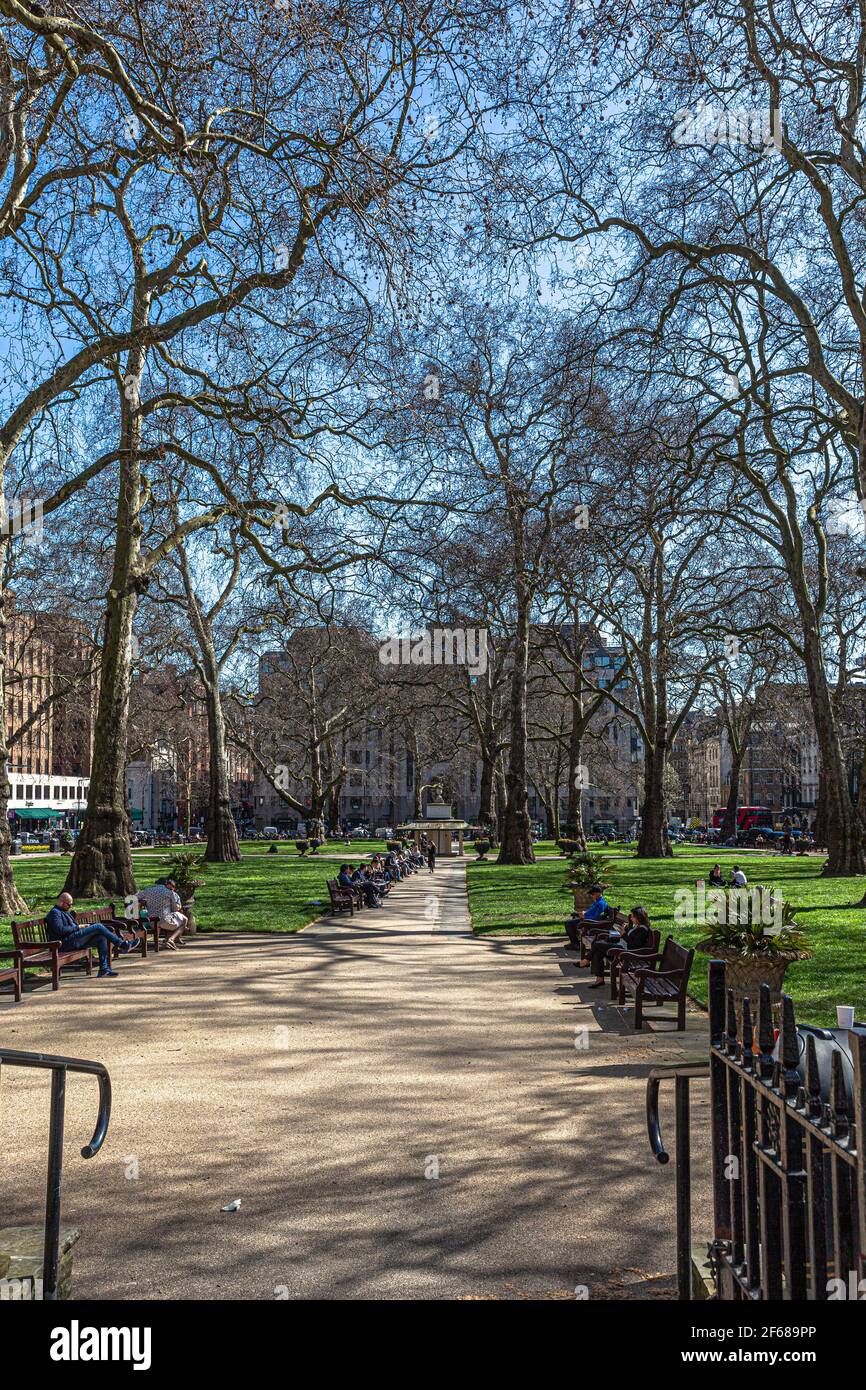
[646,1074,670,1163]
[646,1062,710,1166]
[0,1047,111,1157]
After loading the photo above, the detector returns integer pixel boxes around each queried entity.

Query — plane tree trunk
[497,589,535,865]
[65,340,148,899]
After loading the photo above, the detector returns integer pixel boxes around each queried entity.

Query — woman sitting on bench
[583,906,651,988]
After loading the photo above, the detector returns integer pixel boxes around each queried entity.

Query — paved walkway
[0,860,711,1300]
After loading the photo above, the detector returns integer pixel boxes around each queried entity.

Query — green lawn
[0,842,349,949]
[465,848,866,1028]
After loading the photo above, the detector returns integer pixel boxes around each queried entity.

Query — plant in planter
[295,840,310,855]
[696,888,810,1016]
[165,851,206,934]
[556,838,578,857]
[474,839,491,860]
[564,850,612,910]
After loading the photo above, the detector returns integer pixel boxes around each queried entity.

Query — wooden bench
[73,904,149,959]
[616,935,695,1031]
[564,903,617,950]
[608,929,661,999]
[11,920,93,990]
[327,879,357,916]
[0,950,22,1002]
[578,906,626,957]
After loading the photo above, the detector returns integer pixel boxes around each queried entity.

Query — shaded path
[0,859,711,1299]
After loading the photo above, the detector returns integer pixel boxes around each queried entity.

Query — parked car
[374,826,394,838]
[738,825,780,846]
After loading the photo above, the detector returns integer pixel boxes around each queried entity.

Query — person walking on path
[427,842,436,873]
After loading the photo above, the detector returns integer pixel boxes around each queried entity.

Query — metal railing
[0,1048,111,1300]
[707,960,865,1300]
[646,1059,710,1298]
[645,959,866,1300]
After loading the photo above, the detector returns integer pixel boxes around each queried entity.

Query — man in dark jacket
[45,892,139,979]
[427,842,436,873]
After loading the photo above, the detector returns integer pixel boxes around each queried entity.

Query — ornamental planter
[697,947,801,1022]
[568,885,595,912]
[178,880,204,936]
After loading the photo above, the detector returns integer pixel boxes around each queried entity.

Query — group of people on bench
[564,885,652,988]
[45,878,189,979]
[337,845,427,909]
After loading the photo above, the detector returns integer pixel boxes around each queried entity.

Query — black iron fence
[0,1047,111,1300]
[646,959,866,1300]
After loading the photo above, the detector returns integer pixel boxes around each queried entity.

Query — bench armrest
[621,951,662,969]
[17,939,61,955]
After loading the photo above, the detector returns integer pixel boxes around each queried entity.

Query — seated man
[138,878,188,950]
[337,864,362,904]
[367,856,391,893]
[564,885,610,951]
[351,866,382,908]
[46,891,140,980]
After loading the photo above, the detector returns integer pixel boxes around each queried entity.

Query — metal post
[43,1066,67,1300]
[675,1073,692,1300]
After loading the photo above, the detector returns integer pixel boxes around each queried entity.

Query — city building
[4,598,95,830]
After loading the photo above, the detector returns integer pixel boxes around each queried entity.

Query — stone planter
[0,1225,79,1299]
[698,948,800,1023]
[182,894,197,935]
[568,884,595,912]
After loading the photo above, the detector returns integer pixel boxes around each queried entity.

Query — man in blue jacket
[563,885,610,951]
[45,892,140,979]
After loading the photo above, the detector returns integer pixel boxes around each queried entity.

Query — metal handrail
[646,1060,710,1298]
[0,1047,111,1299]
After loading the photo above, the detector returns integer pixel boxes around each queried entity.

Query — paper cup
[836,1006,856,1030]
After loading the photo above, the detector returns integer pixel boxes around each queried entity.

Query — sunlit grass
[465,849,866,1027]
[0,842,348,949]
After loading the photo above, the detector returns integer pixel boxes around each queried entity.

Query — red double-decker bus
[712,806,772,832]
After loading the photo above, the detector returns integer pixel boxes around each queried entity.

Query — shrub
[565,850,613,892]
[474,839,491,858]
[165,850,205,901]
[295,840,310,855]
[697,890,811,959]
